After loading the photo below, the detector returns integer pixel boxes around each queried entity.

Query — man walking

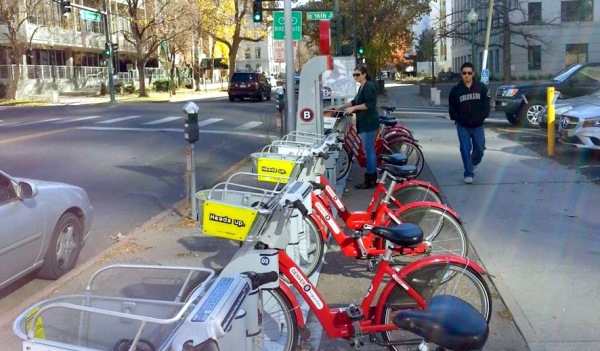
[448,62,490,184]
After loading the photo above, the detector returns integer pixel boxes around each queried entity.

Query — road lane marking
[197,118,222,127]
[0,128,75,144]
[97,115,142,124]
[53,116,103,123]
[236,121,262,130]
[9,118,65,126]
[142,116,182,125]
[77,126,269,139]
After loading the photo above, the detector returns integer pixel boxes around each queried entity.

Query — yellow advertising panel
[202,201,258,241]
[24,307,45,339]
[257,158,296,183]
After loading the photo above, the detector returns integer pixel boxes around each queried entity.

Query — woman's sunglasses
[461,71,473,75]
[353,73,362,77]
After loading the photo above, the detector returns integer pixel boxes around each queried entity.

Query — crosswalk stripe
[142,116,182,125]
[197,118,223,127]
[236,121,263,130]
[97,115,143,124]
[54,116,102,123]
[11,118,65,126]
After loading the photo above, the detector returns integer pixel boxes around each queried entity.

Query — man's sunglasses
[353,73,362,77]
[461,71,473,75]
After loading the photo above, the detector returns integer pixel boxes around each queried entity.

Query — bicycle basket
[196,173,284,241]
[250,152,305,183]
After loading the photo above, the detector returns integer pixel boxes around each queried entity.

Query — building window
[565,43,588,64]
[528,46,542,70]
[561,1,593,22]
[528,2,542,24]
[255,47,261,59]
[244,47,251,59]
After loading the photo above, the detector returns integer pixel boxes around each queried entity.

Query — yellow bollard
[547,87,555,156]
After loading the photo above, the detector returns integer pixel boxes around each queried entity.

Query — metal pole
[51,46,56,87]
[101,0,116,103]
[284,0,295,134]
[352,0,357,58]
[190,143,197,218]
[470,23,476,72]
[481,0,495,71]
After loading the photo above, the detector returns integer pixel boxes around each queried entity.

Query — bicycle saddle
[381,164,417,178]
[371,223,423,247]
[379,153,407,166]
[381,105,396,112]
[379,115,395,121]
[393,295,489,351]
[379,119,397,127]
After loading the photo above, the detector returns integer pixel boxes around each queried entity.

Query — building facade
[450,0,600,78]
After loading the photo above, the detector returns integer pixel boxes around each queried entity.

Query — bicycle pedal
[346,304,364,321]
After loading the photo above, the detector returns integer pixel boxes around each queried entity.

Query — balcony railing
[0,65,169,82]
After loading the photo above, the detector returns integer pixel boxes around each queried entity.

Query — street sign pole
[101,0,115,103]
[284,0,295,134]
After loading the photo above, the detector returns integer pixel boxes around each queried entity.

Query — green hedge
[153,80,170,92]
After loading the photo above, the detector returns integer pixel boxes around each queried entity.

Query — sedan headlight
[503,88,519,97]
[582,117,600,128]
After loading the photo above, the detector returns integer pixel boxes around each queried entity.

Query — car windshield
[552,64,582,82]
[232,73,255,82]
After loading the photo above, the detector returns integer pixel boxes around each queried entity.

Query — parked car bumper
[559,116,600,150]
[494,97,522,114]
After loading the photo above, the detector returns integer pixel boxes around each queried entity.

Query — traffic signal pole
[284,0,296,133]
[101,0,116,102]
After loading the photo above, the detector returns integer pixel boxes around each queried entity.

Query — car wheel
[37,212,83,280]
[257,90,264,102]
[518,101,544,128]
[229,95,235,102]
[505,113,520,126]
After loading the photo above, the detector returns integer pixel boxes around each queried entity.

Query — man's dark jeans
[456,124,485,178]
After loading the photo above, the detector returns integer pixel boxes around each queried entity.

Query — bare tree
[0,0,46,100]
[119,0,193,97]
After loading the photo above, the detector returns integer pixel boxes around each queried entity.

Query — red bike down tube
[373,254,487,323]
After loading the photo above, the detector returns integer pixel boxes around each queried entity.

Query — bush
[100,82,107,96]
[114,82,124,94]
[124,85,136,94]
[153,79,170,92]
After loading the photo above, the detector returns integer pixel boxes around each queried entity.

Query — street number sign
[81,10,101,23]
[273,11,302,41]
[307,11,333,20]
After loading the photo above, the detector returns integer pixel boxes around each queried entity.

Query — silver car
[539,90,600,130]
[558,104,600,150]
[0,170,93,290]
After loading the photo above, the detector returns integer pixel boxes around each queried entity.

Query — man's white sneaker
[464,177,473,184]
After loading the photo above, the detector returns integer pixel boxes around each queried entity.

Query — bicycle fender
[308,213,329,241]
[384,136,422,149]
[393,201,461,222]
[373,255,486,322]
[392,180,441,196]
[278,281,306,328]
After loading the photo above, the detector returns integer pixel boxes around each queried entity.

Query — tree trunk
[5,64,20,100]
[501,0,512,83]
[137,58,148,97]
[170,52,176,96]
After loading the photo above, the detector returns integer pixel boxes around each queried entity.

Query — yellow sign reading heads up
[24,307,46,339]
[202,201,258,241]
[257,158,296,183]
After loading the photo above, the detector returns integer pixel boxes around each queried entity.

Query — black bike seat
[371,223,423,247]
[379,115,395,121]
[380,119,397,127]
[379,153,407,166]
[393,295,489,351]
[381,164,417,178]
[381,105,396,112]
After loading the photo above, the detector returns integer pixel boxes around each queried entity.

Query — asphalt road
[0,96,278,309]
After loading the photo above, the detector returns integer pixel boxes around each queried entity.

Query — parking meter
[275,87,285,112]
[183,102,200,143]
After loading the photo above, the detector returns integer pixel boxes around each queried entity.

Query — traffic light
[104,42,111,58]
[358,45,364,55]
[252,0,263,23]
[112,43,119,54]
[59,0,72,16]
[330,17,338,39]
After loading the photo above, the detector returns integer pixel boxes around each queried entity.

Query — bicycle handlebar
[243,271,280,290]
[309,181,326,191]
[285,199,309,216]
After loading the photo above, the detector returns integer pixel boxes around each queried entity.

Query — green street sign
[306,11,333,21]
[81,10,101,23]
[273,11,302,41]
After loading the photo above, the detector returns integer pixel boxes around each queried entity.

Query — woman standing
[336,65,379,189]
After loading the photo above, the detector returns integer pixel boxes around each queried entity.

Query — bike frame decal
[313,199,342,235]
[290,267,324,310]
[324,184,345,212]
[390,273,410,291]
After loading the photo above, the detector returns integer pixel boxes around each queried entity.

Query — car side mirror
[16,182,38,199]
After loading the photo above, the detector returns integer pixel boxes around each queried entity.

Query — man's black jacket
[448,81,490,128]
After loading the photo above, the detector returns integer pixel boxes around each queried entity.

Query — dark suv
[495,63,600,128]
[228,71,272,102]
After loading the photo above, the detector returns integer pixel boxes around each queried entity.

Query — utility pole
[481,0,495,71]
[101,0,116,103]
